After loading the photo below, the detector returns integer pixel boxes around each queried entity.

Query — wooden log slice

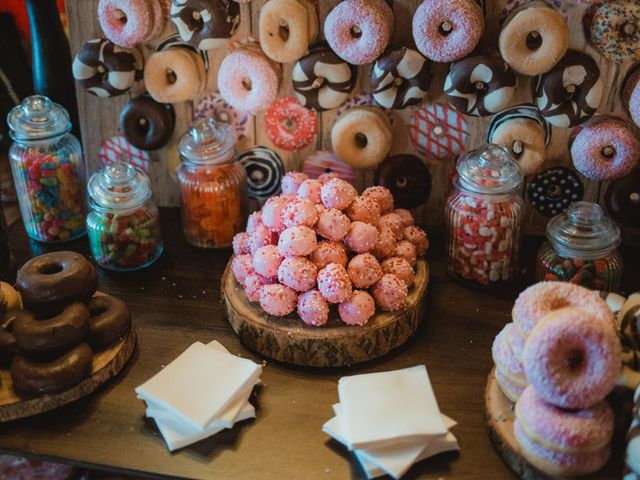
[0,322,136,422]
[222,257,430,367]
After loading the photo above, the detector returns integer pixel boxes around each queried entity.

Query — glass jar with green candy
[536,201,622,292]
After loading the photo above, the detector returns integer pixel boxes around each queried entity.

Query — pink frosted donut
[412,0,484,63]
[508,321,526,361]
[492,323,527,390]
[297,289,330,326]
[253,245,284,278]
[371,226,397,260]
[523,307,622,409]
[259,283,298,316]
[98,0,163,48]
[346,196,381,225]
[317,263,353,303]
[282,198,318,229]
[318,172,340,183]
[297,179,323,204]
[630,79,640,128]
[278,226,318,257]
[233,232,251,256]
[339,290,376,326]
[248,224,274,254]
[277,256,318,292]
[246,211,263,232]
[393,240,417,267]
[232,254,255,284]
[516,386,614,454]
[495,369,525,403]
[372,274,408,311]
[378,212,404,240]
[345,221,379,253]
[316,208,351,242]
[570,117,640,181]
[347,253,383,288]
[320,178,357,210]
[403,226,429,256]
[393,208,415,227]
[261,196,288,232]
[514,420,611,478]
[324,0,392,65]
[362,186,394,213]
[244,273,274,302]
[281,171,310,195]
[218,48,280,113]
[310,241,349,270]
[381,257,415,287]
[512,281,614,337]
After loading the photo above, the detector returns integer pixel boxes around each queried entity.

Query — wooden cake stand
[222,258,430,367]
[0,323,136,423]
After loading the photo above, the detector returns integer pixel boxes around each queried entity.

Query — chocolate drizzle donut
[170,0,240,50]
[292,44,357,112]
[605,168,640,228]
[445,55,517,117]
[239,146,285,200]
[533,50,603,128]
[527,166,584,217]
[375,154,432,209]
[72,39,143,98]
[87,295,131,350]
[119,94,176,151]
[371,47,432,110]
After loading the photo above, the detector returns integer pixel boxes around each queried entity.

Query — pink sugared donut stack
[231,172,430,327]
[490,281,621,477]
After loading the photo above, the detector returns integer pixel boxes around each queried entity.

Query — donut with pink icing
[259,283,298,316]
[338,290,376,326]
[282,198,318,229]
[309,241,348,270]
[244,274,274,302]
[297,289,330,326]
[303,151,356,184]
[622,65,640,128]
[232,232,250,256]
[253,245,283,278]
[317,263,353,303]
[496,369,525,403]
[320,178,357,210]
[380,257,415,287]
[265,97,317,151]
[347,253,383,288]
[523,307,621,409]
[412,0,484,63]
[393,240,417,267]
[297,179,323,204]
[231,254,255,284]
[345,196,381,225]
[278,226,317,257]
[492,323,527,394]
[282,172,310,195]
[371,227,397,260]
[98,0,165,48]
[277,256,318,292]
[371,274,408,311]
[570,116,640,181]
[403,226,429,256]
[508,320,526,360]
[345,222,379,253]
[316,209,351,242]
[362,186,395,214]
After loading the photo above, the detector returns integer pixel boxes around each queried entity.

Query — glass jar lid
[7,95,71,142]
[456,144,523,194]
[546,201,621,260]
[177,118,235,165]
[88,162,152,210]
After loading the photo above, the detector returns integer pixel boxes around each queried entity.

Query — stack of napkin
[135,341,262,451]
[323,365,458,479]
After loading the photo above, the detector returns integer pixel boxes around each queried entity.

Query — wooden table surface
[0,208,637,480]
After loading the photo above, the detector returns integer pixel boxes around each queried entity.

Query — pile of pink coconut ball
[231,171,429,327]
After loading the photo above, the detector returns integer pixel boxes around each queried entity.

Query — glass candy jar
[446,145,525,287]
[7,95,86,242]
[537,202,622,292]
[87,162,163,271]
[177,118,247,248]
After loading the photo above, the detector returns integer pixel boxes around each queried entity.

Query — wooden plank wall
[66,0,639,241]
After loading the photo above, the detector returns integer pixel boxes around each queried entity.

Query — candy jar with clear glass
[537,201,622,292]
[7,95,86,242]
[177,118,247,248]
[446,144,525,287]
[87,162,163,271]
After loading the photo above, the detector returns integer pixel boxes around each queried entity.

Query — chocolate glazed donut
[87,295,131,350]
[119,94,176,151]
[12,303,90,354]
[0,310,19,366]
[10,343,93,396]
[17,252,98,309]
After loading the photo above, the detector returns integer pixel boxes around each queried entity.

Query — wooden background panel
[67,0,639,240]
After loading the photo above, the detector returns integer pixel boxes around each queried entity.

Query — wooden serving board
[0,323,136,423]
[222,258,429,367]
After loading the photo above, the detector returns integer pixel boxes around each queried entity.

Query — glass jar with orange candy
[177,118,248,248]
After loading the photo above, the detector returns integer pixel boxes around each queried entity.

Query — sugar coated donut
[317,263,352,303]
[170,0,240,50]
[293,44,357,111]
[571,117,640,181]
[380,257,414,287]
[590,1,640,63]
[408,103,470,160]
[218,47,281,113]
[259,0,318,63]
[239,146,284,201]
[604,168,640,228]
[371,273,408,312]
[376,155,432,209]
[498,2,569,76]
[194,91,249,140]
[310,241,348,270]
[512,281,613,337]
[371,47,432,110]
[316,208,351,242]
[412,0,484,63]
[303,151,356,183]
[527,166,584,217]
[495,369,525,403]
[347,253,382,288]
[324,0,392,65]
[445,55,517,117]
[331,107,392,169]
[259,283,298,316]
[492,323,527,393]
[278,226,317,257]
[119,94,175,151]
[297,289,329,326]
[278,256,318,292]
[72,39,143,98]
[144,47,206,103]
[264,97,317,151]
[338,290,376,326]
[98,0,165,48]
[523,307,621,409]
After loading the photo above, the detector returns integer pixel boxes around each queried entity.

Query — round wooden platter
[222,257,429,367]
[0,322,136,423]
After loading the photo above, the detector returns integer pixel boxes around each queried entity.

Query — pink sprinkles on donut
[265,97,318,151]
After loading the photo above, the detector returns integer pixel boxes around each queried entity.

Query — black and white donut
[444,55,517,117]
[533,50,604,128]
[170,0,241,50]
[527,166,584,217]
[370,47,432,110]
[292,44,357,111]
[239,146,285,201]
[72,38,143,98]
